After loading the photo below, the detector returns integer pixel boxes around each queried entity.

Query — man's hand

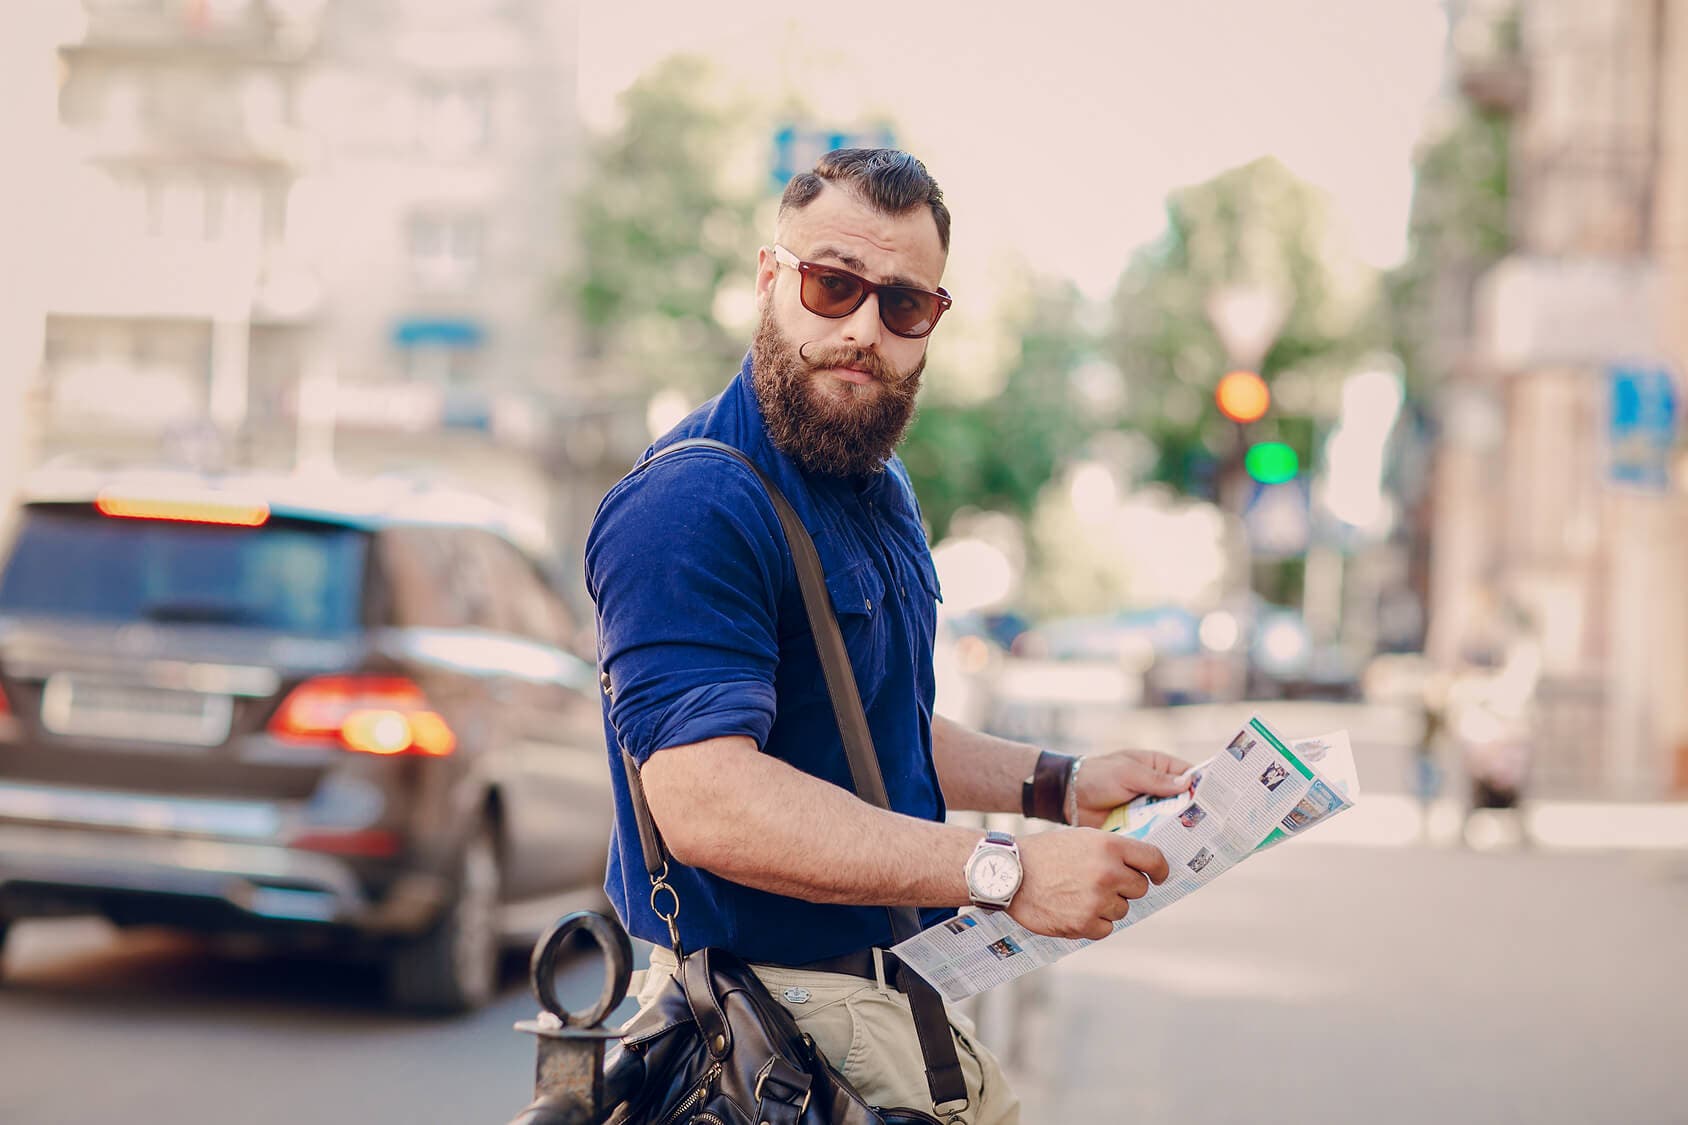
[1070,749,1194,828]
[1010,829,1170,941]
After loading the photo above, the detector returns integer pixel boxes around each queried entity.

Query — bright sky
[579,0,1449,299]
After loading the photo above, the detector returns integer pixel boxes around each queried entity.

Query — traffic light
[1215,370,1269,424]
[1245,441,1299,484]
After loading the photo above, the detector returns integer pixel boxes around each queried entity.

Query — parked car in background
[1247,608,1363,702]
[0,471,612,1012]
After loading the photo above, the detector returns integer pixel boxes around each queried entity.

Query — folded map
[891,715,1361,1001]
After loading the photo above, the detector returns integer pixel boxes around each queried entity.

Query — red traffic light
[1216,370,1270,424]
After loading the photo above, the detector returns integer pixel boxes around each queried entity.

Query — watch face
[970,850,1020,899]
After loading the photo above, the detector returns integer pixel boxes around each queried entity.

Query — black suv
[0,473,612,1011]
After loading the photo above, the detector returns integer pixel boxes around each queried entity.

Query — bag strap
[604,437,968,1114]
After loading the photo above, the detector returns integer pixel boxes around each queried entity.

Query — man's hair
[779,148,951,252]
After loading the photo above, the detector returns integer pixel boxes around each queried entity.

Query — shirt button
[864,599,872,611]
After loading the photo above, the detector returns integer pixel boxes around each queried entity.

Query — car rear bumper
[0,822,447,935]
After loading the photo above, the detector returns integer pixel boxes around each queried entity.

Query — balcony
[1457,54,1529,115]
[1454,7,1528,115]
[70,0,326,62]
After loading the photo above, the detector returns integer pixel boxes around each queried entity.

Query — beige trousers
[631,946,1021,1125]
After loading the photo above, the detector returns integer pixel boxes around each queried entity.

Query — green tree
[1105,157,1386,497]
[570,56,762,399]
[1385,107,1512,398]
[901,279,1101,540]
[569,57,1106,549]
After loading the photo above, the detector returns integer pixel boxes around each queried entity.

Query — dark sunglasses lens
[801,267,866,317]
[879,287,938,338]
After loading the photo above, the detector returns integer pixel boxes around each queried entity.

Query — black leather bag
[602,947,940,1125]
[599,439,967,1125]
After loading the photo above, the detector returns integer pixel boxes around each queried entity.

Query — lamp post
[1206,284,1287,376]
[1205,284,1287,516]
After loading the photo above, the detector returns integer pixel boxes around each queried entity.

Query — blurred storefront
[1431,0,1688,798]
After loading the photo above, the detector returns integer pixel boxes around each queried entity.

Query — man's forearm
[638,735,982,908]
[930,714,1043,815]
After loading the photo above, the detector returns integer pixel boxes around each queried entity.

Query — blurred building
[0,7,73,546]
[1427,0,1688,798]
[32,0,617,580]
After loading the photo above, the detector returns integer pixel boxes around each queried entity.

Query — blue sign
[1609,366,1678,489]
[393,317,485,348]
[770,123,897,190]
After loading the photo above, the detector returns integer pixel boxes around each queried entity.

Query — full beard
[749,312,923,478]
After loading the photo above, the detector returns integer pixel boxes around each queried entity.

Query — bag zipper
[653,1061,721,1125]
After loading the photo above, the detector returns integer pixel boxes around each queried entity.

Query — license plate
[40,677,234,748]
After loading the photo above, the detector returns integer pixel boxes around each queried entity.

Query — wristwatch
[964,830,1023,911]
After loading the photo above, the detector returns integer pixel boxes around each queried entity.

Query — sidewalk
[992,835,1688,1125]
[1301,791,1688,850]
[1068,699,1688,850]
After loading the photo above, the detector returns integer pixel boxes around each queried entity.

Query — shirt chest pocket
[776,560,888,709]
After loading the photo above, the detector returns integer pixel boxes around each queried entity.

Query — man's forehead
[776,187,946,287]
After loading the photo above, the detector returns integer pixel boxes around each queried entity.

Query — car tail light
[269,676,456,757]
[286,828,401,858]
[95,492,270,527]
[0,682,11,719]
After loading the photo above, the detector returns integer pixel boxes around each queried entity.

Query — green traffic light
[1245,441,1299,484]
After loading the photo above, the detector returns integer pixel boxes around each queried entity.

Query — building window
[402,343,474,386]
[414,78,491,159]
[128,172,263,246]
[407,212,484,291]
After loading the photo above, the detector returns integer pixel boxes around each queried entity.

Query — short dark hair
[779,148,951,252]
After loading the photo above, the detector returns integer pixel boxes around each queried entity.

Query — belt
[789,948,913,993]
[785,947,968,1113]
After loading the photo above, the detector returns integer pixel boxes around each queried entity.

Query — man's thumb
[1140,766,1195,796]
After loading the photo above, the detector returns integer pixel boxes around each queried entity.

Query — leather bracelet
[1020,748,1077,822]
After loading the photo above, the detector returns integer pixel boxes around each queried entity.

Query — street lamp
[1206,284,1287,373]
[1205,284,1287,515]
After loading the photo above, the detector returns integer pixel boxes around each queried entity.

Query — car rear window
[0,506,366,637]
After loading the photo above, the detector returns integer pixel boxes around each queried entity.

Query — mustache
[798,343,902,382]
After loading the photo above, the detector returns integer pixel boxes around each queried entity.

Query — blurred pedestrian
[587,148,1192,1122]
[1452,598,1541,847]
[1412,668,1450,839]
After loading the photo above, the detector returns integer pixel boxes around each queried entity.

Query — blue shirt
[585,357,953,964]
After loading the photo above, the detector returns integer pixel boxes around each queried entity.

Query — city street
[2,701,1685,1124]
[10,3,1688,1123]
[0,917,636,1125]
[1015,832,1688,1124]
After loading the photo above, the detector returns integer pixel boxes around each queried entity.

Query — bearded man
[586,149,1191,1123]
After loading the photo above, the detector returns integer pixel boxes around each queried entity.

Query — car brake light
[95,492,270,527]
[269,676,456,757]
[286,828,401,857]
[0,683,11,717]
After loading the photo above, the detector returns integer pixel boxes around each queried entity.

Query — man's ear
[755,245,777,308]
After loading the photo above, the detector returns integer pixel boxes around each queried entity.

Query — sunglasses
[773,244,953,339]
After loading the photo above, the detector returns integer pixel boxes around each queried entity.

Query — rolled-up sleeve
[585,452,785,764]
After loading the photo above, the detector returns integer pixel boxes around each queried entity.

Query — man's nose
[839,293,883,349]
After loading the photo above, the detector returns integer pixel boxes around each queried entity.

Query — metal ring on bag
[649,881,680,923]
